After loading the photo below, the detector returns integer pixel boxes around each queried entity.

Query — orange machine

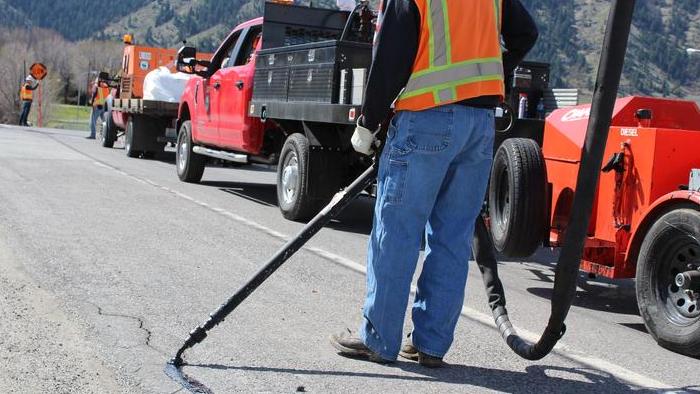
[490,96,700,356]
[118,37,213,99]
[119,45,179,98]
[543,97,700,279]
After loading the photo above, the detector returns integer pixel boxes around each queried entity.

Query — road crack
[85,301,166,357]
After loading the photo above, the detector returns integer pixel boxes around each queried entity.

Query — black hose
[474,0,635,360]
[339,1,367,42]
[170,163,379,367]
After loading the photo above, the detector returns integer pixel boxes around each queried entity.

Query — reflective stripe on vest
[20,85,33,101]
[94,86,109,107]
[395,0,504,111]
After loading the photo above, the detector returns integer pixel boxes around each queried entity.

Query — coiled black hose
[473,0,635,360]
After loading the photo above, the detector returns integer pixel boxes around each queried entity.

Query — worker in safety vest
[18,76,38,127]
[88,76,111,139]
[332,0,538,366]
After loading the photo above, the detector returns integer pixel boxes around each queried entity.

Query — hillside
[5,0,700,98]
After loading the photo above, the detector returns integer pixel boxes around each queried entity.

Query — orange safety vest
[94,86,110,107]
[20,84,33,101]
[394,0,505,112]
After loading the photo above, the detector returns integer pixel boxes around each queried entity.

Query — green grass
[44,104,92,131]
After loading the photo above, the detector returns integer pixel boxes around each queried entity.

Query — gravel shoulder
[0,231,127,393]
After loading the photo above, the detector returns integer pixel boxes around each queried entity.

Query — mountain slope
[6,0,700,98]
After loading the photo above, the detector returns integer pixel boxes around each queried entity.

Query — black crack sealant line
[165,0,635,390]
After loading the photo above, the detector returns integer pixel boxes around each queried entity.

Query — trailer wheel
[636,208,700,357]
[277,133,318,221]
[176,120,205,183]
[125,117,141,158]
[488,138,546,258]
[100,112,116,148]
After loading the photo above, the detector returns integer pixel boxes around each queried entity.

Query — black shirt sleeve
[360,0,420,131]
[501,0,539,77]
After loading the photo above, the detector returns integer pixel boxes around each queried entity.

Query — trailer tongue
[166,0,635,389]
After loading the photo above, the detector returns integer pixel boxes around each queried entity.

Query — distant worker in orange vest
[88,76,111,139]
[332,0,538,366]
[18,76,38,127]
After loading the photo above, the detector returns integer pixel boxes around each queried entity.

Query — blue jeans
[19,100,32,126]
[360,104,495,361]
[90,106,105,138]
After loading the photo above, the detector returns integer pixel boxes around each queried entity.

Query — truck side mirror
[176,46,199,75]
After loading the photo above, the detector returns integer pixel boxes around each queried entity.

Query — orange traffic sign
[29,63,48,80]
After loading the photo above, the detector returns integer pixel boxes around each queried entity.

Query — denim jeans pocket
[384,159,408,205]
[406,109,454,153]
[477,112,496,160]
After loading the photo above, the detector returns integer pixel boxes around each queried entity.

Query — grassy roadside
[44,104,91,131]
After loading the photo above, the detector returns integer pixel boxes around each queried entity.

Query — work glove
[351,116,381,156]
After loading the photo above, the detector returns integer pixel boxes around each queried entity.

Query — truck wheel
[636,208,700,357]
[95,114,105,143]
[277,133,318,221]
[125,118,141,158]
[176,120,205,183]
[100,112,116,148]
[488,138,546,258]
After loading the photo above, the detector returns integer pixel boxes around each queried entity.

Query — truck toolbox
[254,41,372,104]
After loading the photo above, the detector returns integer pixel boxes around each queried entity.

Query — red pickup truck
[174,2,375,220]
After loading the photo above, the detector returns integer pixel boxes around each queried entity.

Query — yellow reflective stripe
[411,56,503,78]
[429,0,449,67]
[427,0,435,68]
[401,74,504,101]
[494,0,501,32]
[401,60,504,97]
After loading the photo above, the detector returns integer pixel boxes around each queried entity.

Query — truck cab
[175,3,375,221]
[178,19,266,156]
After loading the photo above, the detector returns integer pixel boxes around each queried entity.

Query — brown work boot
[330,332,392,364]
[399,343,445,368]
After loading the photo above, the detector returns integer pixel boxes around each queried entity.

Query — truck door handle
[213,81,221,89]
[236,80,244,90]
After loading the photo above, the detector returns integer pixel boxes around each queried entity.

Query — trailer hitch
[165,0,636,389]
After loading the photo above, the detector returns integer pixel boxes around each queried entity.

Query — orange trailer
[489,96,700,357]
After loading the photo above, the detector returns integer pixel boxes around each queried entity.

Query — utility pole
[37,83,43,128]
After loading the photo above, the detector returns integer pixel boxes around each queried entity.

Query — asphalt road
[0,125,697,393]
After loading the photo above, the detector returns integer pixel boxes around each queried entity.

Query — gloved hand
[351,116,381,156]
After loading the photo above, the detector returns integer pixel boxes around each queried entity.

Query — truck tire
[277,133,318,221]
[636,208,700,357]
[176,120,205,183]
[100,112,117,148]
[488,138,546,258]
[125,117,141,158]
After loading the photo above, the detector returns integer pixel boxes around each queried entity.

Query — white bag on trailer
[142,67,192,102]
[337,0,356,11]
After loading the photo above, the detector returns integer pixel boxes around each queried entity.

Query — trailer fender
[625,191,700,272]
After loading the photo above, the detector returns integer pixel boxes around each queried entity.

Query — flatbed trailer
[100,98,179,158]
[97,39,212,158]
